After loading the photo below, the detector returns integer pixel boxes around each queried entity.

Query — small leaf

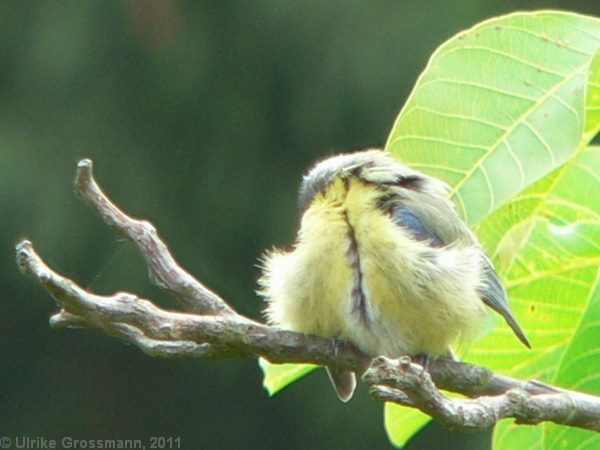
[258,358,318,396]
[384,404,430,448]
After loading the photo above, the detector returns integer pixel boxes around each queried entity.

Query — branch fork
[15,159,600,433]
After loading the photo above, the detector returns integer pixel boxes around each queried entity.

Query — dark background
[3,2,599,449]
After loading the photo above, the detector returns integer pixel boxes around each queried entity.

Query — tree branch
[16,237,364,366]
[365,357,600,432]
[74,159,234,316]
[15,159,600,433]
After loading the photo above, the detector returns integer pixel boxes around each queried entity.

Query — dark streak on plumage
[388,174,424,190]
[343,210,369,326]
[375,192,397,212]
[342,177,351,192]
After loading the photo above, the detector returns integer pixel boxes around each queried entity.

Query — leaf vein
[401,106,508,131]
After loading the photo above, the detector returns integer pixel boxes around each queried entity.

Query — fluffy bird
[259,149,529,401]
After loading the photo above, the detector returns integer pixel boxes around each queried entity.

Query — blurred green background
[3,2,600,449]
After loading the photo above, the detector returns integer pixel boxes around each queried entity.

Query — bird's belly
[261,213,356,338]
[344,271,464,357]
[291,236,474,357]
[261,200,485,358]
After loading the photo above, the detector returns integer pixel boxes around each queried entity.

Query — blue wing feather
[391,205,443,246]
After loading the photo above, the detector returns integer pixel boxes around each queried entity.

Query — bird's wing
[391,205,444,247]
[392,204,530,348]
[479,258,531,348]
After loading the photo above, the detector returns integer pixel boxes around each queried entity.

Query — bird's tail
[326,367,357,402]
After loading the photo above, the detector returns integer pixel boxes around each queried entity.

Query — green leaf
[386,11,600,226]
[493,282,600,449]
[544,284,600,449]
[494,288,600,449]
[384,11,600,448]
[584,48,600,142]
[258,358,318,396]
[477,147,600,450]
[384,404,431,448]
[471,147,600,372]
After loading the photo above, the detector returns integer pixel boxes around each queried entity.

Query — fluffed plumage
[258,149,529,401]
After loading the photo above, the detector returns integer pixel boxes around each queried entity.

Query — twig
[365,357,600,432]
[15,239,364,367]
[74,159,234,315]
[15,159,600,433]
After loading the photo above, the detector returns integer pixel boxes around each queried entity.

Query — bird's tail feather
[326,367,356,402]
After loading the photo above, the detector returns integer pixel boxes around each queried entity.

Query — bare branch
[15,239,364,368]
[366,357,600,432]
[15,159,600,434]
[73,159,234,315]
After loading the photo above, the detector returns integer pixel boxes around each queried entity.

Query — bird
[258,149,530,402]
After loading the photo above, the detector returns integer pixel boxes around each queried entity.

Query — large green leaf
[544,282,600,449]
[476,146,600,449]
[384,11,600,449]
[584,45,600,141]
[470,147,600,372]
[386,11,600,226]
